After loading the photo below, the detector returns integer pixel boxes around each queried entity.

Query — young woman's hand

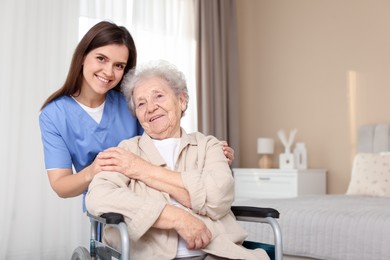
[221,141,235,165]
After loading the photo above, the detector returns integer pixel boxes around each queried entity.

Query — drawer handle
[258,177,271,181]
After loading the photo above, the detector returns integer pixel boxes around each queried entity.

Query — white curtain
[1,0,197,259]
[0,1,90,259]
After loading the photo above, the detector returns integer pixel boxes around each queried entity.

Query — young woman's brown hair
[41,21,137,110]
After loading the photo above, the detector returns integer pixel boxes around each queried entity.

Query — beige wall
[236,0,390,194]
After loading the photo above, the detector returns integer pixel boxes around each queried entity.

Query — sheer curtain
[1,1,90,259]
[80,0,198,132]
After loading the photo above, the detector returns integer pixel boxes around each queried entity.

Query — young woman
[39,21,234,209]
[39,21,140,208]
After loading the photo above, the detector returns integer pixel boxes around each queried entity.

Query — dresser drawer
[232,168,327,200]
[234,173,297,199]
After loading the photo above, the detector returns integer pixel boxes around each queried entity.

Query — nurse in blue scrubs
[39,21,140,208]
[39,21,234,208]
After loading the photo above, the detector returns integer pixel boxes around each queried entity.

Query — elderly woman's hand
[157,205,212,250]
[97,147,151,179]
[176,211,212,250]
[99,147,192,207]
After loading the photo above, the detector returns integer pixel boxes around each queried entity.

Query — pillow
[346,153,390,196]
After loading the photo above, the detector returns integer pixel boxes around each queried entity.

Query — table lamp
[257,138,274,168]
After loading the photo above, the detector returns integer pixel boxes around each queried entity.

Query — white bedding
[234,195,390,260]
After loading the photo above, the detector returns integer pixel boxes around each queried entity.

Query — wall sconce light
[257,138,274,168]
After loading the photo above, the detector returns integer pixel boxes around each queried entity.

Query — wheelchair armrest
[232,206,283,260]
[87,211,124,224]
[87,212,130,260]
[231,206,280,219]
[101,213,124,224]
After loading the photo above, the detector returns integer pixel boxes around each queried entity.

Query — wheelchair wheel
[71,246,91,260]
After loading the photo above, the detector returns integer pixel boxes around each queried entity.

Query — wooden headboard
[358,124,390,153]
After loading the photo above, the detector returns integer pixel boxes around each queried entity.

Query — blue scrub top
[39,90,143,208]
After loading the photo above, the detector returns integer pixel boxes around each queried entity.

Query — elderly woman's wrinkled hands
[175,210,212,250]
[97,147,151,179]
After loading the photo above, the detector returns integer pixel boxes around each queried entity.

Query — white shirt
[71,96,105,123]
[153,138,206,258]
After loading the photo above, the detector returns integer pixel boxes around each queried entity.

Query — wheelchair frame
[71,207,282,260]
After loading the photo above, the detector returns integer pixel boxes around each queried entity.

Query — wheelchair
[71,206,282,260]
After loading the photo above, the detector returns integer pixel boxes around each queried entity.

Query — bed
[234,124,390,260]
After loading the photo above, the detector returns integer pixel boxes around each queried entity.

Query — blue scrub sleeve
[39,111,72,169]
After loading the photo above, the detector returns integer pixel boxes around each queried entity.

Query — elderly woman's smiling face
[133,76,187,140]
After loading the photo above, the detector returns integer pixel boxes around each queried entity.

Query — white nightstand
[233,168,327,201]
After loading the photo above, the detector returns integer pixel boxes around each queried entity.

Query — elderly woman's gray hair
[121,60,189,115]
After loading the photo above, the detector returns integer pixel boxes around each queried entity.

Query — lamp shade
[257,138,274,154]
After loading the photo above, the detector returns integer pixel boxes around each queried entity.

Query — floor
[284,255,319,260]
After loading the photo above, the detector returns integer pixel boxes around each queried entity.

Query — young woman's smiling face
[133,77,186,140]
[81,44,129,97]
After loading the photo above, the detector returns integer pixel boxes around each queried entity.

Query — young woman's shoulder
[107,89,126,102]
[40,95,72,118]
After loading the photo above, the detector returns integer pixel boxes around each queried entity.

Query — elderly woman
[85,60,269,260]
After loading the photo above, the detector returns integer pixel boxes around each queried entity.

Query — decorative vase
[294,142,307,169]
